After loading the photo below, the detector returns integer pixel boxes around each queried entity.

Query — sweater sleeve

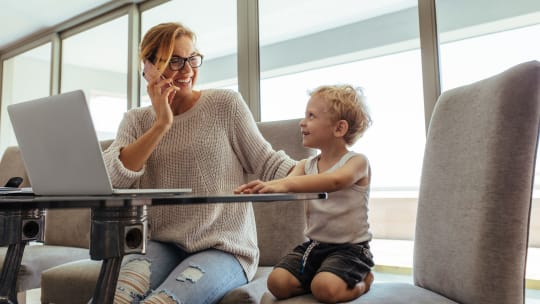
[102,110,145,188]
[229,91,296,181]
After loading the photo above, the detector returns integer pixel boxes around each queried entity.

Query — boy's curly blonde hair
[309,84,372,146]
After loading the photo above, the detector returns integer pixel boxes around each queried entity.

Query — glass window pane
[437,1,540,90]
[1,44,51,153]
[61,15,128,140]
[140,0,238,107]
[259,0,424,191]
[436,1,540,187]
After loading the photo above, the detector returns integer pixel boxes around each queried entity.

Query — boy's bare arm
[234,159,307,193]
[287,159,307,177]
[277,155,368,193]
[236,155,368,194]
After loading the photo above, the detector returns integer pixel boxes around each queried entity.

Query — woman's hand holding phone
[142,60,163,83]
[143,60,179,128]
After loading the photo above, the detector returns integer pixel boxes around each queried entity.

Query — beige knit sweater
[103,89,295,280]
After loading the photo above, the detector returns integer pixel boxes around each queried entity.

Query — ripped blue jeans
[113,240,247,304]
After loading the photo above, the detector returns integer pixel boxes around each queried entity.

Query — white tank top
[303,151,372,244]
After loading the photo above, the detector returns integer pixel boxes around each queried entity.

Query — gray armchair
[262,61,540,304]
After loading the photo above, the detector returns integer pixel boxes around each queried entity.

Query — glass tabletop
[0,192,327,210]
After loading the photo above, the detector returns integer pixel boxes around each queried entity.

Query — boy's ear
[334,120,349,137]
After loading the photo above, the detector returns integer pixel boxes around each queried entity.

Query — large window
[259,0,424,192]
[435,0,540,188]
[1,44,51,154]
[437,1,540,91]
[61,15,128,140]
[140,0,238,107]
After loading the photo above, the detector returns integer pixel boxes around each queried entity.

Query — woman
[102,22,295,303]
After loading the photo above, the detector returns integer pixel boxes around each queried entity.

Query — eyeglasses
[168,54,203,71]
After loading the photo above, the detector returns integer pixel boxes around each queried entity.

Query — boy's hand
[234,180,262,194]
[234,179,287,194]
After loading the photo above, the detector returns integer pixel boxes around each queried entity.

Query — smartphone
[143,60,164,83]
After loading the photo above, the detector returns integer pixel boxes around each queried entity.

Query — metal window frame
[1,0,442,131]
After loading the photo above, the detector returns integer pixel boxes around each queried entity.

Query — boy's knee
[311,278,340,302]
[311,273,348,303]
[267,268,301,299]
[267,274,287,299]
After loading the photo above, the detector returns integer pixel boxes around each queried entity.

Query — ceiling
[0,0,419,50]
[0,0,115,51]
[0,0,417,72]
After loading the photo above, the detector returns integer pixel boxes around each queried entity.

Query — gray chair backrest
[44,139,114,248]
[254,118,316,266]
[414,60,540,304]
[0,146,30,188]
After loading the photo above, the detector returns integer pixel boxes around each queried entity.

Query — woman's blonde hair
[139,22,197,73]
[309,84,372,146]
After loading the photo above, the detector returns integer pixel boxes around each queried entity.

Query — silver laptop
[7,90,191,196]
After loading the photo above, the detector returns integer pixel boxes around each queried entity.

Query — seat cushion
[0,245,90,292]
[41,259,102,304]
[260,283,459,304]
[43,262,272,304]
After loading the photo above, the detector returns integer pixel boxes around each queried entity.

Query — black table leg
[0,243,26,304]
[90,204,147,304]
[0,209,44,304]
[92,257,123,304]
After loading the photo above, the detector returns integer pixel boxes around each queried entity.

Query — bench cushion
[259,283,459,304]
[41,259,102,304]
[0,245,89,292]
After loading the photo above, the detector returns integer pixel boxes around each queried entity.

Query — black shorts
[274,240,374,291]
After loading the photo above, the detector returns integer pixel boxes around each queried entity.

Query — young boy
[235,84,374,303]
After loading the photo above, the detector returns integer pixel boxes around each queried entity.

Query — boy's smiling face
[300,95,338,148]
